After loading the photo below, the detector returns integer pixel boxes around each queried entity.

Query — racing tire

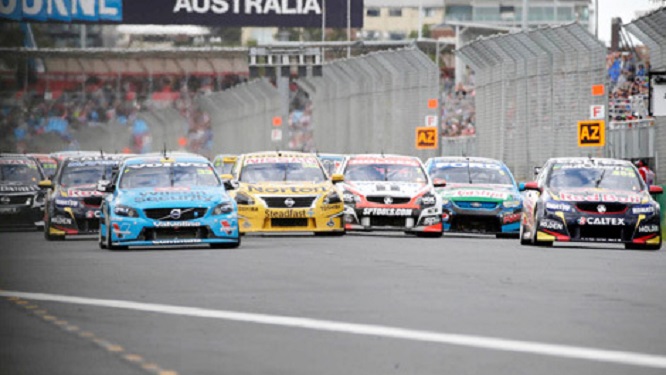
[531,212,553,247]
[44,216,65,241]
[98,225,107,249]
[210,236,241,249]
[519,223,531,246]
[105,217,127,251]
[415,231,443,238]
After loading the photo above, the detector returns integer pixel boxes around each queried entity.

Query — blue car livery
[99,155,240,250]
[425,157,523,237]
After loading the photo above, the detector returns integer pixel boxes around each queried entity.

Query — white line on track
[3,290,666,369]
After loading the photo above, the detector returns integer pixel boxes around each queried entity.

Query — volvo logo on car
[170,209,182,220]
[597,204,607,213]
[0,196,10,205]
[384,196,393,205]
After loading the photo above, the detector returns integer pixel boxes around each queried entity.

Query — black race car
[520,157,662,250]
[43,155,124,240]
[0,154,48,230]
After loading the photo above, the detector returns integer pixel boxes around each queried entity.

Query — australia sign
[0,0,363,27]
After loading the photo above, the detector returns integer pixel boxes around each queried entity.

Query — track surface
[1,231,666,375]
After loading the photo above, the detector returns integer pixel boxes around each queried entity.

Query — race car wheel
[105,217,127,251]
[98,225,107,249]
[210,236,241,249]
[531,212,553,247]
[44,216,64,241]
[519,222,531,245]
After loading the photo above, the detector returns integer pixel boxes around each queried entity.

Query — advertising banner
[0,0,363,28]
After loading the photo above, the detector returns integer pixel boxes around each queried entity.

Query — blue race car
[424,157,523,238]
[98,154,239,250]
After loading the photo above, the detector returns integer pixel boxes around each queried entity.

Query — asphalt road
[1,231,666,375]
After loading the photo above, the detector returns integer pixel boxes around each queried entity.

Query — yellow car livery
[230,152,345,234]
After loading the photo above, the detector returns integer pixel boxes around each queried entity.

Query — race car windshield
[344,164,427,183]
[429,166,513,185]
[60,165,116,188]
[120,164,220,189]
[240,162,326,183]
[0,163,42,184]
[215,163,234,175]
[547,165,643,191]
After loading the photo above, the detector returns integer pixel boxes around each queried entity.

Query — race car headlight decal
[418,192,437,208]
[114,205,138,218]
[631,204,657,215]
[235,193,254,206]
[343,190,361,204]
[545,202,572,212]
[213,202,234,215]
[503,200,522,209]
[323,191,342,204]
[441,199,451,206]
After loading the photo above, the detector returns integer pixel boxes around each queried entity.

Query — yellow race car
[224,151,345,235]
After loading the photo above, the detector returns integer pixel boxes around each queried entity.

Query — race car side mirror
[224,179,240,191]
[38,180,53,190]
[331,174,344,184]
[520,181,541,192]
[97,180,114,193]
[533,167,541,177]
[432,178,447,188]
[649,185,663,195]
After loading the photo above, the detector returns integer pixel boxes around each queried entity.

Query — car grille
[578,225,624,241]
[83,196,103,207]
[144,208,208,221]
[271,218,308,227]
[141,227,209,240]
[450,215,500,233]
[454,201,498,210]
[370,217,406,227]
[575,202,627,214]
[0,194,33,205]
[366,196,411,205]
[74,218,100,232]
[263,196,316,208]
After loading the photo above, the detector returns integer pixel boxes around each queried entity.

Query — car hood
[549,188,648,204]
[0,181,39,193]
[343,181,429,197]
[239,181,333,196]
[116,187,228,209]
[436,184,517,201]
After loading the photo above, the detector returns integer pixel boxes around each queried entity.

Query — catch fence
[457,23,607,180]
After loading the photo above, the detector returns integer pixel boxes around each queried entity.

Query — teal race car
[424,157,523,237]
[98,154,239,250]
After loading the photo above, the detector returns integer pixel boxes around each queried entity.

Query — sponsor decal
[68,189,103,197]
[55,198,79,207]
[420,195,436,206]
[0,207,19,214]
[134,191,215,203]
[580,237,623,243]
[51,216,73,225]
[578,217,625,226]
[539,219,564,231]
[559,193,641,204]
[453,190,509,199]
[67,160,120,167]
[242,220,252,228]
[321,203,342,211]
[155,187,191,192]
[127,162,207,169]
[266,209,308,218]
[632,206,656,214]
[238,206,259,212]
[362,208,413,216]
[245,157,319,165]
[326,219,335,227]
[247,186,327,194]
[546,202,572,212]
[442,213,450,222]
[153,221,202,228]
[85,210,102,219]
[348,158,420,166]
[434,162,502,169]
[0,185,38,192]
[0,159,36,165]
[422,216,440,226]
[637,225,659,233]
[503,213,522,224]
[221,220,234,234]
[152,239,203,245]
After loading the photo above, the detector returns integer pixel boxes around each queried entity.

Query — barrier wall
[298,48,440,160]
[457,23,607,180]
